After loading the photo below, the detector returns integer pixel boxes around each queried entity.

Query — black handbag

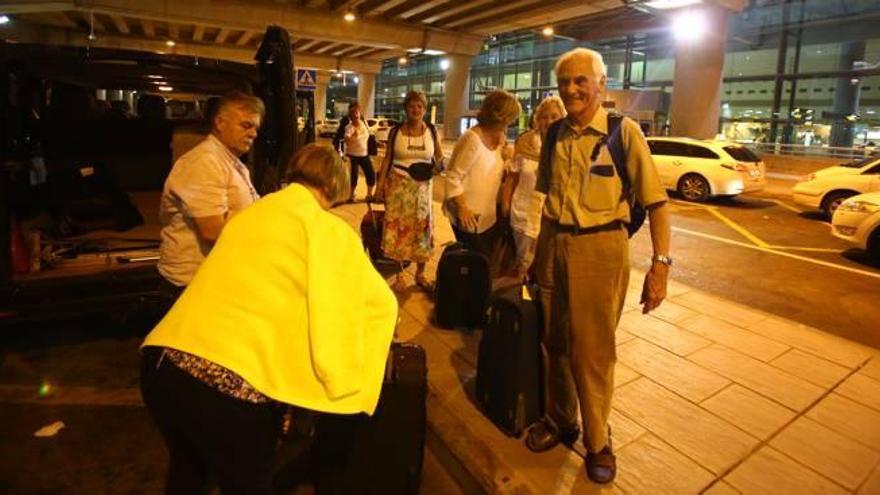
[393,162,434,182]
[367,134,379,156]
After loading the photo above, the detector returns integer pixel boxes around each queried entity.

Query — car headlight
[838,199,880,213]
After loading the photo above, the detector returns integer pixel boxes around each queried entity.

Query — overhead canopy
[0,0,748,73]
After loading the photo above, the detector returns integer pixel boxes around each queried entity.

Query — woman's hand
[457,203,479,233]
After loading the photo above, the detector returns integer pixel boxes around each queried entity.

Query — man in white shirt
[157,92,263,293]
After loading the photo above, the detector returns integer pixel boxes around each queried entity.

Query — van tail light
[721,163,748,172]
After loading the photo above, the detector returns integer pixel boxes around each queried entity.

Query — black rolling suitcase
[476,283,543,437]
[315,342,427,495]
[434,242,491,329]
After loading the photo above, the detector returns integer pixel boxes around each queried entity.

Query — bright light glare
[158,86,174,92]
[542,26,554,37]
[439,58,450,71]
[166,40,176,47]
[646,0,702,9]
[672,10,708,42]
[353,76,360,84]
[0,15,10,25]
[343,12,355,22]
[398,56,408,65]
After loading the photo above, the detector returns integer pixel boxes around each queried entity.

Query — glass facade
[374,0,880,147]
[375,56,447,124]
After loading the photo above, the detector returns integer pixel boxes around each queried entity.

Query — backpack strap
[538,119,565,192]
[605,113,629,195]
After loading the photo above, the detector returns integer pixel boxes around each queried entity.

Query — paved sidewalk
[333,192,880,495]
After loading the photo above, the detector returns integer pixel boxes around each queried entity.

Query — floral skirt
[381,171,433,263]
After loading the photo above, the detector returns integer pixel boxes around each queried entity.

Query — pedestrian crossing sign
[296,69,317,91]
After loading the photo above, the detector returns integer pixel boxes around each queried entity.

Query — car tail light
[721,163,748,172]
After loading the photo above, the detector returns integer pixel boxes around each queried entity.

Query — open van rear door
[252,26,297,196]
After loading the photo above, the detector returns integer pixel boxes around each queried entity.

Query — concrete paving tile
[615,378,758,474]
[700,384,797,440]
[614,433,715,495]
[703,481,740,495]
[608,408,647,450]
[647,299,699,325]
[807,393,880,452]
[860,355,880,382]
[725,447,849,495]
[771,416,880,490]
[836,373,880,413]
[678,314,790,362]
[770,349,851,388]
[618,338,730,403]
[671,291,769,328]
[614,363,640,389]
[860,464,880,495]
[616,328,637,345]
[665,278,694,298]
[689,344,825,411]
[746,316,873,369]
[618,312,712,356]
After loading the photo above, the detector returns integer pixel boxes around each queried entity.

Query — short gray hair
[554,48,607,78]
[285,144,350,204]
[214,91,265,125]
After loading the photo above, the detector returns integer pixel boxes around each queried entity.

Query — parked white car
[792,154,880,219]
[369,118,398,143]
[646,137,767,201]
[316,118,339,138]
[831,191,880,261]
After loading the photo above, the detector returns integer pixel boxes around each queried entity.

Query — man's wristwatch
[652,254,673,267]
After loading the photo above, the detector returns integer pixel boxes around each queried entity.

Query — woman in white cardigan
[444,90,521,257]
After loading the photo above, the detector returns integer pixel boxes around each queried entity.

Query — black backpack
[543,113,646,237]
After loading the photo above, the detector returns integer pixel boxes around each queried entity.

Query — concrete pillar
[830,41,865,148]
[444,53,472,140]
[669,5,729,139]
[357,72,376,118]
[315,77,329,120]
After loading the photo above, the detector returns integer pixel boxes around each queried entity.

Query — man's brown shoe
[585,444,616,484]
[525,419,580,453]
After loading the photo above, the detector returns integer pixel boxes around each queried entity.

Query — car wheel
[677,174,710,202]
[821,191,854,220]
[868,229,880,262]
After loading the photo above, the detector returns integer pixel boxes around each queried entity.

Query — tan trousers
[534,219,630,453]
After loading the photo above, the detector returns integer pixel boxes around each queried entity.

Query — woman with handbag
[444,90,521,259]
[502,96,566,277]
[375,91,444,292]
[140,144,397,495]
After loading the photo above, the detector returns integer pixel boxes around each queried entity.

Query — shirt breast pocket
[581,164,620,212]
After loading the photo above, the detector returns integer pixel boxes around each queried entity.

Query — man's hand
[640,262,669,314]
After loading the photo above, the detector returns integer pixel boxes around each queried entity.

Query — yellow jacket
[143,183,398,415]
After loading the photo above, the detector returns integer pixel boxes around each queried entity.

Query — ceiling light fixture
[439,58,450,71]
[398,56,408,65]
[158,86,174,92]
[166,40,176,47]
[542,26,554,37]
[672,10,707,42]
[645,0,702,9]
[343,11,356,22]
[0,15,11,25]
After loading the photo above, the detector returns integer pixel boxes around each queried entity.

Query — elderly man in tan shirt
[525,48,672,485]
[158,92,263,293]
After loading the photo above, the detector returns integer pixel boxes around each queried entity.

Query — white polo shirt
[158,134,258,286]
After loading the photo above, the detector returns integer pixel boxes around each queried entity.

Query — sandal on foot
[414,275,433,293]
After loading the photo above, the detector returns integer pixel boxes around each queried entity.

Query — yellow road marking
[705,207,771,248]
[672,226,880,281]
[768,245,846,254]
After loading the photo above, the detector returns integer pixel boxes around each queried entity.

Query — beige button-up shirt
[158,134,258,286]
[536,107,667,229]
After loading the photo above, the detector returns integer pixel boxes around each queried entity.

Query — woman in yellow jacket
[140,144,398,495]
